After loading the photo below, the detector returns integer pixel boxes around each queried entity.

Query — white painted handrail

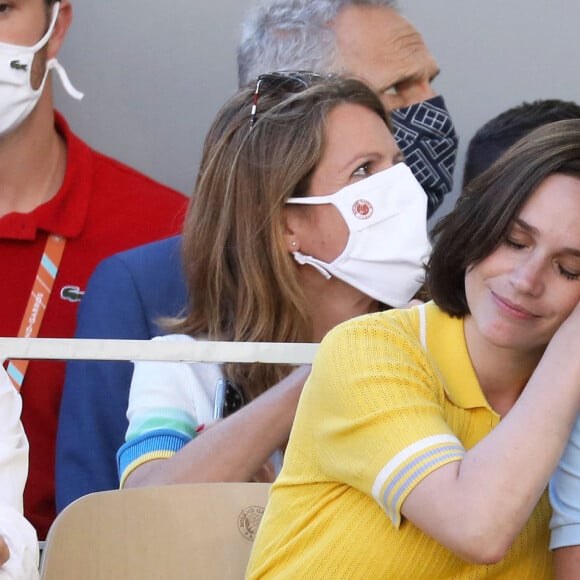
[0,338,318,365]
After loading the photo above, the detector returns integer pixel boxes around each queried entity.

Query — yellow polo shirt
[247,302,552,579]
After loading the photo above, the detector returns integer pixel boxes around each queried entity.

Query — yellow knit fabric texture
[247,303,552,579]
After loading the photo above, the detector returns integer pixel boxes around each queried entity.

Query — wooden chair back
[40,482,271,580]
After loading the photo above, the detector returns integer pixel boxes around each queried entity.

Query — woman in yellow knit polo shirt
[247,119,580,579]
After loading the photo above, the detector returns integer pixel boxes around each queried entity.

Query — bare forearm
[125,367,307,487]
[555,546,580,579]
[404,319,580,562]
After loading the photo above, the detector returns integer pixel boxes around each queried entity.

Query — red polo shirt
[0,112,188,538]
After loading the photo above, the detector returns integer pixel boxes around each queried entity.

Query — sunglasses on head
[249,70,329,130]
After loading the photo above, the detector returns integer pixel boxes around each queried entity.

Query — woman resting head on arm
[117,73,431,487]
[246,119,580,579]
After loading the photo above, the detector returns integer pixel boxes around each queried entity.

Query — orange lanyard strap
[6,234,66,391]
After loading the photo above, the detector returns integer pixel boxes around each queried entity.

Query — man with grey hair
[56,0,458,512]
[238,0,458,217]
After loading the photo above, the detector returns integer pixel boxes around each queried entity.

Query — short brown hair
[427,118,580,317]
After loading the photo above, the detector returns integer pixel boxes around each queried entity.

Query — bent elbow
[454,533,512,565]
[465,545,509,566]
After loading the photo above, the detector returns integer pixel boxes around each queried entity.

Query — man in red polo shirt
[0,0,187,538]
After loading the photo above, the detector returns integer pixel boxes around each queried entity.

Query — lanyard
[6,234,66,391]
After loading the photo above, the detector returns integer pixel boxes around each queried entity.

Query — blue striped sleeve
[117,428,193,487]
[372,434,465,527]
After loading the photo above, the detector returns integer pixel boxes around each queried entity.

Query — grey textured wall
[54,1,580,222]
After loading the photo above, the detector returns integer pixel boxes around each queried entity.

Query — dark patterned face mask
[390,95,458,217]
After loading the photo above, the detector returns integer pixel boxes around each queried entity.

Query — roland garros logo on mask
[352,199,373,220]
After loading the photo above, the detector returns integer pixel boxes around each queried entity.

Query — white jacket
[0,367,39,579]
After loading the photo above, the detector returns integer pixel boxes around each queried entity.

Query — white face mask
[287,163,431,308]
[0,2,83,137]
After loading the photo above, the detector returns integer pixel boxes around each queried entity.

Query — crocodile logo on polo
[60,286,84,302]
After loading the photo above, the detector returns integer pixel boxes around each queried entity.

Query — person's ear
[47,1,72,59]
[282,206,302,253]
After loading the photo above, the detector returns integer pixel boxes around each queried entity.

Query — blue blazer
[55,236,187,512]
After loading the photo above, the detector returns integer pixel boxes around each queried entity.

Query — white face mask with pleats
[287,163,431,308]
[0,2,83,137]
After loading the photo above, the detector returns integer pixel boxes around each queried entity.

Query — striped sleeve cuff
[117,429,193,487]
[372,434,465,527]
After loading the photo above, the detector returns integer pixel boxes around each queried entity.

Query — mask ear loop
[26,2,84,101]
[29,1,61,52]
[292,251,332,280]
[48,59,84,100]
